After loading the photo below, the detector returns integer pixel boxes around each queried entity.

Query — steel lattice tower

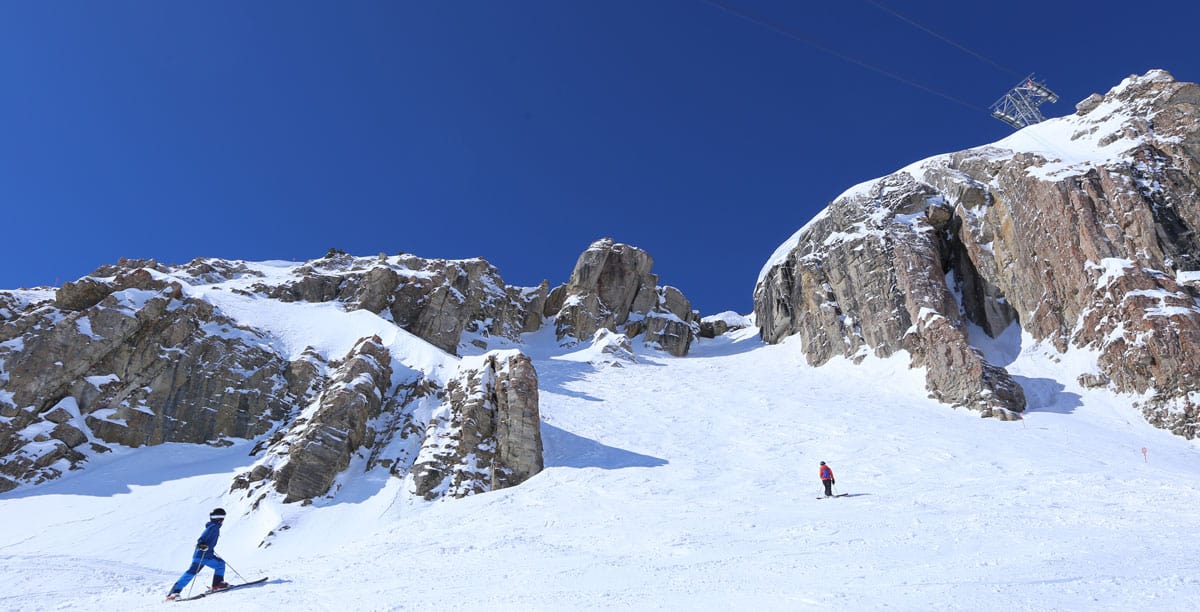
[990,75,1059,129]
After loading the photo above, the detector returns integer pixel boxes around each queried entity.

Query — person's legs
[170,559,204,593]
[202,556,228,588]
[823,480,833,497]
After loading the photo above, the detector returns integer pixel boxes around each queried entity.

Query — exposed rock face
[236,344,543,505]
[241,336,392,503]
[0,271,301,493]
[756,70,1200,433]
[412,350,543,499]
[2,253,548,499]
[253,252,548,355]
[756,174,1027,418]
[553,238,699,356]
[4,239,682,493]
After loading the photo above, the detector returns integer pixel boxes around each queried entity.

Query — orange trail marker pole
[1142,447,1148,463]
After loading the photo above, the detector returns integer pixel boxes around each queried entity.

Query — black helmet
[210,508,227,521]
[819,461,826,466]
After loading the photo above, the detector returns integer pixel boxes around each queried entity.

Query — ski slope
[3,325,1200,611]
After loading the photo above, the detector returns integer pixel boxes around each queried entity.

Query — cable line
[862,0,1023,78]
[696,0,986,112]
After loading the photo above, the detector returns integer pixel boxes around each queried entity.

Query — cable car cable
[862,0,1023,78]
[696,0,987,112]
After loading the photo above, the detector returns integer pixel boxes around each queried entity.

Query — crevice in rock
[941,215,1020,339]
[1129,145,1200,272]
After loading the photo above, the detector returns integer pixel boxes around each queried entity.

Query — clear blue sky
[3,1,1198,315]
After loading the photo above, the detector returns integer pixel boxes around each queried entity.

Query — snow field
[3,328,1200,610]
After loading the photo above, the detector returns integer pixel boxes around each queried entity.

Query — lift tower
[989,75,1059,129]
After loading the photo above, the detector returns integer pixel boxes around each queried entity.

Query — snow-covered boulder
[699,311,753,338]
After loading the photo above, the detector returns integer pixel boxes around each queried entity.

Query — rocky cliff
[246,251,548,355]
[411,350,543,499]
[1,239,696,495]
[0,268,299,492]
[0,252,548,496]
[756,70,1200,435]
[551,238,700,357]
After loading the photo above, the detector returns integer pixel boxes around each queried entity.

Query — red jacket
[820,465,834,481]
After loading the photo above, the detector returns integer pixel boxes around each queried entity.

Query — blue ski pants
[171,549,226,592]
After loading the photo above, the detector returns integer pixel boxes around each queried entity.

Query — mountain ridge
[756,69,1200,435]
[0,240,698,495]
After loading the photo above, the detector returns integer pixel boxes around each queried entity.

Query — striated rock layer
[411,350,543,499]
[248,335,393,504]
[757,70,1200,435]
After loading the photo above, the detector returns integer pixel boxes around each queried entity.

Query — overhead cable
[696,0,987,112]
[863,0,1023,78]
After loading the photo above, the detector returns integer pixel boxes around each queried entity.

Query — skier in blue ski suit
[166,508,229,600]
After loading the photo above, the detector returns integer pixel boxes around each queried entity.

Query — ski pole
[183,548,209,597]
[222,557,249,583]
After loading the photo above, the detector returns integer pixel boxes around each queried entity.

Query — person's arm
[196,525,217,551]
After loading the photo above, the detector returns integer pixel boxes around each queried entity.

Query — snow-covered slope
[3,322,1199,610]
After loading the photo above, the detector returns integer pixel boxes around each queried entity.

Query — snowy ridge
[160,258,467,377]
[701,310,753,328]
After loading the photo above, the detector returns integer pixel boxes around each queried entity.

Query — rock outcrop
[756,70,1200,433]
[250,252,548,355]
[0,272,301,492]
[235,344,544,505]
[1,252,549,499]
[699,311,754,338]
[552,238,699,356]
[239,336,393,503]
[412,350,543,499]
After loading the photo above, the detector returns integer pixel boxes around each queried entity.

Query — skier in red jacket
[819,461,835,497]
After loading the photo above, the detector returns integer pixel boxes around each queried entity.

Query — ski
[816,494,850,499]
[175,577,269,602]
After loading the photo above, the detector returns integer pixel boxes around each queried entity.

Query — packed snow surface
[3,324,1200,610]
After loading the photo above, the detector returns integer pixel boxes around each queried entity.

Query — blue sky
[3,1,1199,315]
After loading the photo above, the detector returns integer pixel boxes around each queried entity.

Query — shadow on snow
[0,441,256,499]
[541,423,668,470]
[534,359,609,402]
[1013,375,1082,415]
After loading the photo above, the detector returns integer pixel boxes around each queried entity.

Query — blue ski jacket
[195,520,222,552]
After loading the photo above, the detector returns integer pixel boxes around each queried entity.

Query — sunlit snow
[2,321,1199,610]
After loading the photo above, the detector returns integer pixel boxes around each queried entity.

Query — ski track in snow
[3,329,1200,610]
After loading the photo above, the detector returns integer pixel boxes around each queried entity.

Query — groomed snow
[3,324,1200,610]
